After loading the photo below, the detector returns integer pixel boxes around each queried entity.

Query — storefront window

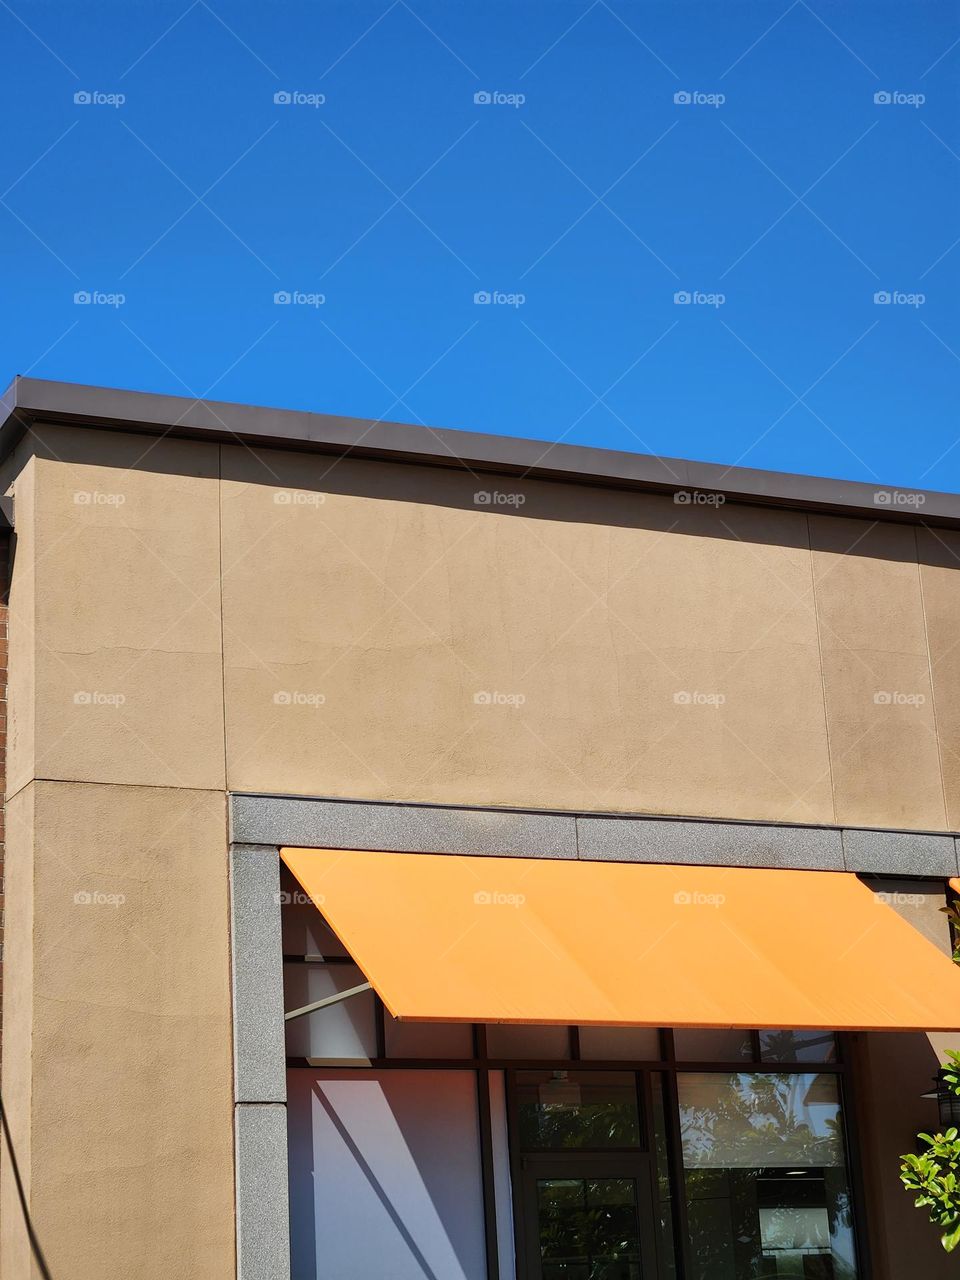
[674,1029,755,1062]
[294,1023,861,1280]
[678,1072,858,1279]
[517,1071,642,1150]
[759,1031,837,1064]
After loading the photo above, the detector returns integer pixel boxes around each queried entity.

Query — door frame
[506,1069,663,1280]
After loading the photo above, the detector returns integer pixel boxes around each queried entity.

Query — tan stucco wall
[5,440,36,802]
[16,428,226,792]
[4,425,957,826]
[0,779,234,1280]
[918,527,960,829]
[1,784,34,1280]
[2,422,960,1278]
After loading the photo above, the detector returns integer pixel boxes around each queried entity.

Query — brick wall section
[0,531,9,1077]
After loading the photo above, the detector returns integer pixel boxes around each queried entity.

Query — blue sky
[1,0,958,488]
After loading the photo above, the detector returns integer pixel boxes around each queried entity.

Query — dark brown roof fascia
[1,375,956,527]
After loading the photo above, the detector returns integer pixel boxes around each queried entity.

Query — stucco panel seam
[915,524,951,829]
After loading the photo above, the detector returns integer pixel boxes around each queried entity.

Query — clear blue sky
[2,0,958,488]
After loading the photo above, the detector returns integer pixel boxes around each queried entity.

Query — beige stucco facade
[1,780,234,1280]
[8,424,959,826]
[1,413,959,1278]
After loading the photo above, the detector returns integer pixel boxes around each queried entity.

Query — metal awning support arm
[283,981,373,1022]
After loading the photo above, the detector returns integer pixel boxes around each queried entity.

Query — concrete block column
[229,843,290,1280]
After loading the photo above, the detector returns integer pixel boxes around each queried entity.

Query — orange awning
[281,848,960,1031]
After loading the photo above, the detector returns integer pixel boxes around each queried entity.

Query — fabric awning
[281,848,960,1031]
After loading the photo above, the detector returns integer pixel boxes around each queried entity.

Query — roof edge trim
[2,375,955,526]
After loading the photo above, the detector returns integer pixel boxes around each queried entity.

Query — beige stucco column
[0,428,236,1279]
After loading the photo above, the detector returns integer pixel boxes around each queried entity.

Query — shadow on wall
[286,1070,487,1280]
[28,423,960,563]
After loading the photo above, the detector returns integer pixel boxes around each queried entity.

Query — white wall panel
[288,1069,487,1280]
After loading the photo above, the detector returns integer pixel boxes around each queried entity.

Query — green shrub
[899,896,960,1256]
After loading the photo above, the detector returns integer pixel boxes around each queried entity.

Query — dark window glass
[759,1030,837,1064]
[678,1072,858,1280]
[577,1026,662,1061]
[673,1029,756,1062]
[487,1024,571,1058]
[537,1177,643,1280]
[517,1071,642,1151]
[383,1018,474,1058]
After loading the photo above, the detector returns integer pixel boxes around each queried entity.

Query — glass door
[521,1158,656,1280]
[510,1070,660,1280]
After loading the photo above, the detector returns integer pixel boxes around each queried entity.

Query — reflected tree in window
[679,1073,857,1280]
[537,1179,642,1280]
[518,1073,641,1151]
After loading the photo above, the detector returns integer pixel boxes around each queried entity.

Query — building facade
[1,376,959,1279]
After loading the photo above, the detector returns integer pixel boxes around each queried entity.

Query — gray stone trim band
[230,794,960,877]
[229,844,290,1280]
[231,795,576,859]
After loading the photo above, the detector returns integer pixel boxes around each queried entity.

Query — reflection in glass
[759,1030,837,1064]
[537,1178,643,1280]
[678,1073,858,1279]
[673,1029,755,1062]
[517,1072,641,1150]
